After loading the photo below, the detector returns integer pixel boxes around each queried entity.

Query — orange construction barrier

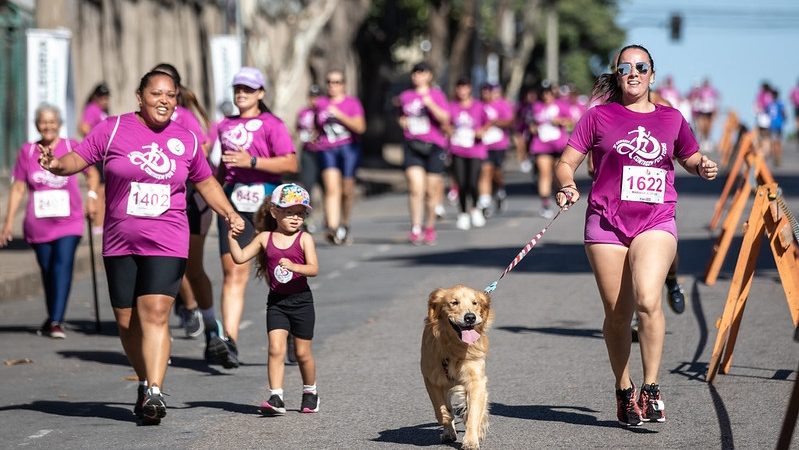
[706,183,799,384]
[717,111,740,168]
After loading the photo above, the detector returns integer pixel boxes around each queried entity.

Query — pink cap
[232,67,265,89]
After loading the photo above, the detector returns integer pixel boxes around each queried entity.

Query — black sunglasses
[616,62,651,76]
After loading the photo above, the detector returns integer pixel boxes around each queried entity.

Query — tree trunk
[446,0,476,92]
[506,0,542,101]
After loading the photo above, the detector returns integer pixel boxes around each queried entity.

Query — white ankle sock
[303,384,317,394]
[270,388,284,399]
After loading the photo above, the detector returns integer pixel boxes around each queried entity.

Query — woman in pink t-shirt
[38,70,245,425]
[478,82,514,217]
[313,69,366,245]
[215,67,297,368]
[554,45,718,427]
[1,104,100,339]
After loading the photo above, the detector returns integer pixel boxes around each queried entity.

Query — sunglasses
[326,79,344,85]
[274,206,308,219]
[616,62,651,76]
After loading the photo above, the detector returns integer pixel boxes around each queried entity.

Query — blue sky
[616,0,799,137]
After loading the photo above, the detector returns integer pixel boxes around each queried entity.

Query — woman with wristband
[216,67,297,368]
[555,44,717,427]
[1,104,100,339]
[38,70,245,424]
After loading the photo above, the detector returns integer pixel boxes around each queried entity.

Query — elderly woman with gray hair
[1,104,100,339]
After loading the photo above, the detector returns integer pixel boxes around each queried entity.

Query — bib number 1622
[621,166,666,204]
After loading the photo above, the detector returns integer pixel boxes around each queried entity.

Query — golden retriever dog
[421,285,494,450]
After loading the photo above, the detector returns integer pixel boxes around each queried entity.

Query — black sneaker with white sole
[666,278,686,314]
[300,392,319,413]
[140,387,166,425]
[259,394,286,416]
[204,320,230,366]
[133,383,146,418]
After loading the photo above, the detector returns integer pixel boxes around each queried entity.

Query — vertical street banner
[26,28,71,141]
[209,34,242,167]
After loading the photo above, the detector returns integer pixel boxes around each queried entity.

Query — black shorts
[186,183,212,235]
[403,142,447,174]
[217,210,256,255]
[104,255,186,308]
[486,148,507,167]
[267,290,315,340]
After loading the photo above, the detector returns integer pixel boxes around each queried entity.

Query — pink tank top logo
[128,141,177,179]
[222,119,263,151]
[613,126,666,167]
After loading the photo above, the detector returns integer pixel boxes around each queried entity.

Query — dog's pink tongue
[461,329,481,345]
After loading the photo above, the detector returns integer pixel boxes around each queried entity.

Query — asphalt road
[1,147,798,449]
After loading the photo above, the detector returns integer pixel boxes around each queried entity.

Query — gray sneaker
[182,308,204,339]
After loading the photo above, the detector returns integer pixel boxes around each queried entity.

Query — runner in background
[216,67,298,368]
[514,86,537,174]
[688,78,720,152]
[296,84,322,234]
[314,69,366,245]
[753,81,774,153]
[78,82,110,235]
[151,63,220,353]
[477,82,514,217]
[766,87,786,166]
[2,104,100,339]
[448,77,489,231]
[529,80,573,219]
[398,62,450,245]
[790,79,799,139]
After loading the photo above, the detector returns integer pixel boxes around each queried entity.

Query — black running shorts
[104,255,186,309]
[266,290,315,340]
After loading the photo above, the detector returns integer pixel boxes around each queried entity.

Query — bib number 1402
[621,166,666,204]
[127,182,170,217]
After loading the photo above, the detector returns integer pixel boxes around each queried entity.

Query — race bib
[127,182,171,217]
[33,190,70,218]
[451,127,475,147]
[231,183,266,213]
[323,122,351,143]
[621,166,666,204]
[299,129,312,143]
[482,126,503,145]
[407,116,431,135]
[538,123,561,143]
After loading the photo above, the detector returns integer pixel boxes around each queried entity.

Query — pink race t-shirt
[12,139,84,244]
[568,102,699,238]
[399,88,449,148]
[530,100,570,154]
[448,100,488,159]
[313,96,365,150]
[172,105,208,147]
[74,113,212,258]
[482,98,513,151]
[81,102,107,131]
[217,112,295,185]
[296,107,318,151]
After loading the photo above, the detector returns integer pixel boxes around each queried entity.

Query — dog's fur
[421,285,494,450]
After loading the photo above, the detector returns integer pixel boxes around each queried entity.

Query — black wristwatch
[249,156,257,168]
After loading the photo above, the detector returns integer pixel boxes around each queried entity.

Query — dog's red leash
[483,206,567,294]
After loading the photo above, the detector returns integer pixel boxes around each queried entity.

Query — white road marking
[344,261,358,270]
[27,430,52,439]
[326,270,341,279]
[239,320,253,330]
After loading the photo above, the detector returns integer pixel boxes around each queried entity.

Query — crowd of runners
[2,44,797,427]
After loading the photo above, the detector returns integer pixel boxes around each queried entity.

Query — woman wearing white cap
[215,66,298,368]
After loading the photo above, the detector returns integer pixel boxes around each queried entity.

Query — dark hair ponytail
[591,44,655,105]
[258,100,271,114]
[151,63,210,129]
[137,70,177,95]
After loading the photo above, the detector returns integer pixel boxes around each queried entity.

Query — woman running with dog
[555,44,718,427]
[216,67,297,369]
[227,183,319,415]
[38,69,245,424]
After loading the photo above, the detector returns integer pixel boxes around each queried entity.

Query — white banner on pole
[26,28,71,142]
[209,35,242,120]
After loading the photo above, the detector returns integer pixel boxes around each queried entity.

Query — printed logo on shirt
[31,170,68,188]
[405,99,426,117]
[166,138,186,156]
[273,265,293,284]
[613,126,667,166]
[128,142,177,180]
[221,119,263,152]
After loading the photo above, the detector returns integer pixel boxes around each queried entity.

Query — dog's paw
[440,422,457,443]
[461,438,480,450]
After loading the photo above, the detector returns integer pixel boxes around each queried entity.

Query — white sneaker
[456,213,471,230]
[539,206,555,219]
[470,209,486,227]
[435,204,446,219]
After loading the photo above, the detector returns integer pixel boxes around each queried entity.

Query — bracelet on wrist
[87,190,98,200]
[249,156,257,168]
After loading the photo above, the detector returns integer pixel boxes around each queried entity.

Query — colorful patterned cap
[270,183,312,211]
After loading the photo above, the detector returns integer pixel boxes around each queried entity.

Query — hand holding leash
[555,184,579,210]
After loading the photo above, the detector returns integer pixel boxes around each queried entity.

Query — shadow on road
[57,350,231,376]
[66,320,120,337]
[497,325,603,339]
[0,400,133,422]
[182,400,257,415]
[371,422,447,446]
[489,402,641,431]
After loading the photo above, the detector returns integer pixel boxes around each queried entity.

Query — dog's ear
[427,288,446,324]
[478,290,493,323]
